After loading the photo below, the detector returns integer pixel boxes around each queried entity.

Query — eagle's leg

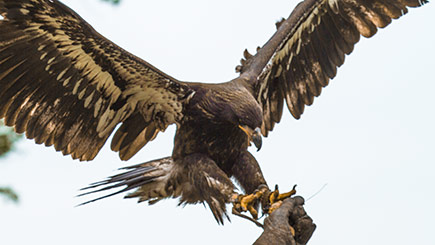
[231,151,269,220]
[182,153,235,224]
[231,151,297,220]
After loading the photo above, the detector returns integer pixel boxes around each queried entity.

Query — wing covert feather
[254,0,427,136]
[0,0,194,160]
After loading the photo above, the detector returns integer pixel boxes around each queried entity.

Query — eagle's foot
[266,184,297,214]
[231,185,269,228]
[231,186,268,220]
[231,184,297,227]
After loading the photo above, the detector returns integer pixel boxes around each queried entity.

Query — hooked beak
[252,127,262,151]
[238,125,263,151]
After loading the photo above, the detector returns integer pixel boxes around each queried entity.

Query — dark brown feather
[0,0,194,160]
[246,0,427,136]
[0,0,428,225]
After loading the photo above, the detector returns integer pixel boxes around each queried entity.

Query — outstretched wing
[0,0,194,161]
[245,0,427,136]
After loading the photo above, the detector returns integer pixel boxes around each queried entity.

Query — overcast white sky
[1,0,434,244]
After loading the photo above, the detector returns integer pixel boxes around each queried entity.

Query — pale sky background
[1,0,434,244]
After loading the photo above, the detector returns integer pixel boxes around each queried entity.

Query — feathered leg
[231,151,269,221]
[180,153,235,224]
[232,151,267,194]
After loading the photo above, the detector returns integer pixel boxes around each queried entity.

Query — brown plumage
[0,0,428,223]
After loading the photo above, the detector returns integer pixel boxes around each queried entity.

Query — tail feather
[78,155,234,225]
[80,166,156,192]
[78,157,174,206]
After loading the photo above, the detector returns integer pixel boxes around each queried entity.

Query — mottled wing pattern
[254,0,427,136]
[0,0,193,160]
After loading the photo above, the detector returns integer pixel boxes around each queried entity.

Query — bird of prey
[0,0,429,224]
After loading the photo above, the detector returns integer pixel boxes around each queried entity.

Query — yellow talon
[268,200,282,213]
[232,186,268,220]
[269,186,279,204]
[231,184,297,226]
[267,184,297,214]
[240,193,256,211]
[239,188,267,219]
[247,205,258,220]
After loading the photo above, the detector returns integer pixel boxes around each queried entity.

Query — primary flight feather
[0,0,428,223]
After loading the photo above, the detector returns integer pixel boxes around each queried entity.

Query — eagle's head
[215,85,263,151]
[189,83,263,150]
[234,99,263,151]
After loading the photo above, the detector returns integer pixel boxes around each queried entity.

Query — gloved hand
[254,196,316,245]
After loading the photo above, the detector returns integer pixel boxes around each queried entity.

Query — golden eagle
[0,0,428,224]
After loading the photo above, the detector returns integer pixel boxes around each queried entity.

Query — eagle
[0,0,428,224]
